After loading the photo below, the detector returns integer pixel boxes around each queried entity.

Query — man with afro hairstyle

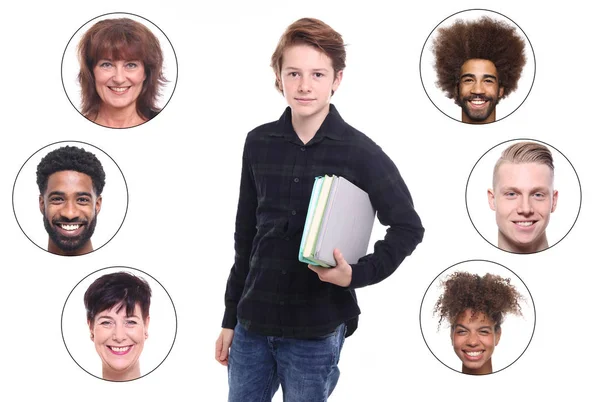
[36,145,105,256]
[434,271,524,375]
[432,16,526,124]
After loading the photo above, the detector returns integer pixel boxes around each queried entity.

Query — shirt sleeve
[348,146,424,289]
[222,139,258,328]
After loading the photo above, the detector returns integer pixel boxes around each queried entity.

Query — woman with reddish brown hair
[77,18,167,128]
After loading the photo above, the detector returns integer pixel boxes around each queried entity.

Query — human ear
[39,195,45,215]
[487,189,496,211]
[144,316,150,339]
[88,321,94,341]
[551,190,558,212]
[499,86,505,98]
[95,195,102,215]
[332,70,343,92]
[494,327,502,346]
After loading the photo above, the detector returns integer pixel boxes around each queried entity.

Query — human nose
[298,75,311,92]
[466,332,480,347]
[112,323,127,342]
[60,199,80,220]
[471,79,483,94]
[517,196,533,215]
[112,64,125,83]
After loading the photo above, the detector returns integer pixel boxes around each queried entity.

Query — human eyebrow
[75,192,93,198]
[482,74,498,81]
[95,315,115,322]
[460,73,476,80]
[47,191,66,197]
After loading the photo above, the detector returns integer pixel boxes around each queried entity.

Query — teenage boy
[216,18,424,401]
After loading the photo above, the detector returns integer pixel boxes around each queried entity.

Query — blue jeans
[228,323,346,402]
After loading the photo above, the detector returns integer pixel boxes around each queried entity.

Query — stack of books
[298,175,376,268]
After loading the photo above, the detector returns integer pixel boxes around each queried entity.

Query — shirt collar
[271,104,347,142]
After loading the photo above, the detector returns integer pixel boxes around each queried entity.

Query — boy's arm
[348,149,424,289]
[221,141,258,329]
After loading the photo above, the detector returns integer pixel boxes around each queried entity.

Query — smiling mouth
[465,351,483,357]
[468,98,489,109]
[59,223,81,231]
[109,86,130,93]
[108,345,133,355]
[514,221,536,227]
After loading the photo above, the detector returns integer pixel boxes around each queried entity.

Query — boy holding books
[215,18,424,401]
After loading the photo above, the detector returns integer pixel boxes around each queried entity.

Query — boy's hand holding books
[308,248,352,287]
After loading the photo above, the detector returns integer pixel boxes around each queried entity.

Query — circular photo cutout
[61,12,178,129]
[12,141,128,256]
[420,260,535,375]
[62,266,177,381]
[420,9,535,125]
[466,138,581,254]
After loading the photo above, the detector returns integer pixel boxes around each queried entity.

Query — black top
[222,105,424,338]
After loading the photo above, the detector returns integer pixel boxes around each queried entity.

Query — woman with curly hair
[432,16,526,124]
[434,271,524,374]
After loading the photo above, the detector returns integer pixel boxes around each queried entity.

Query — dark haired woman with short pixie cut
[84,271,152,381]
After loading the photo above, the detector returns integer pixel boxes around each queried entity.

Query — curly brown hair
[434,271,524,331]
[432,16,526,102]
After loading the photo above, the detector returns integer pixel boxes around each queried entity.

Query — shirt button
[291,210,297,215]
[294,177,299,183]
[300,147,306,151]
[279,301,285,306]
[282,270,287,275]
[284,237,290,241]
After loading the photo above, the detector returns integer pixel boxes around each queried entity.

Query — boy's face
[488,162,558,253]
[277,44,342,121]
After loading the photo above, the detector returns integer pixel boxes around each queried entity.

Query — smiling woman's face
[89,303,149,381]
[93,59,146,113]
[451,309,500,375]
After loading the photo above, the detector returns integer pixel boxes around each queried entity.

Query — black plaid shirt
[222,105,424,338]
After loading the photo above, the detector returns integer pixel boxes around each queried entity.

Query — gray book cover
[313,176,375,267]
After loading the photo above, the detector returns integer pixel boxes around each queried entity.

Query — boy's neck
[291,104,331,145]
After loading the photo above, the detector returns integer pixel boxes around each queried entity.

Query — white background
[1,0,597,401]
[61,266,177,379]
[12,141,129,254]
[420,9,536,123]
[466,138,581,251]
[420,260,536,374]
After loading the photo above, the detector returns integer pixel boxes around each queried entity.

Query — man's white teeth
[61,224,80,231]
[110,87,128,92]
[516,221,533,227]
[471,99,485,105]
[466,351,483,357]
[110,346,130,352]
